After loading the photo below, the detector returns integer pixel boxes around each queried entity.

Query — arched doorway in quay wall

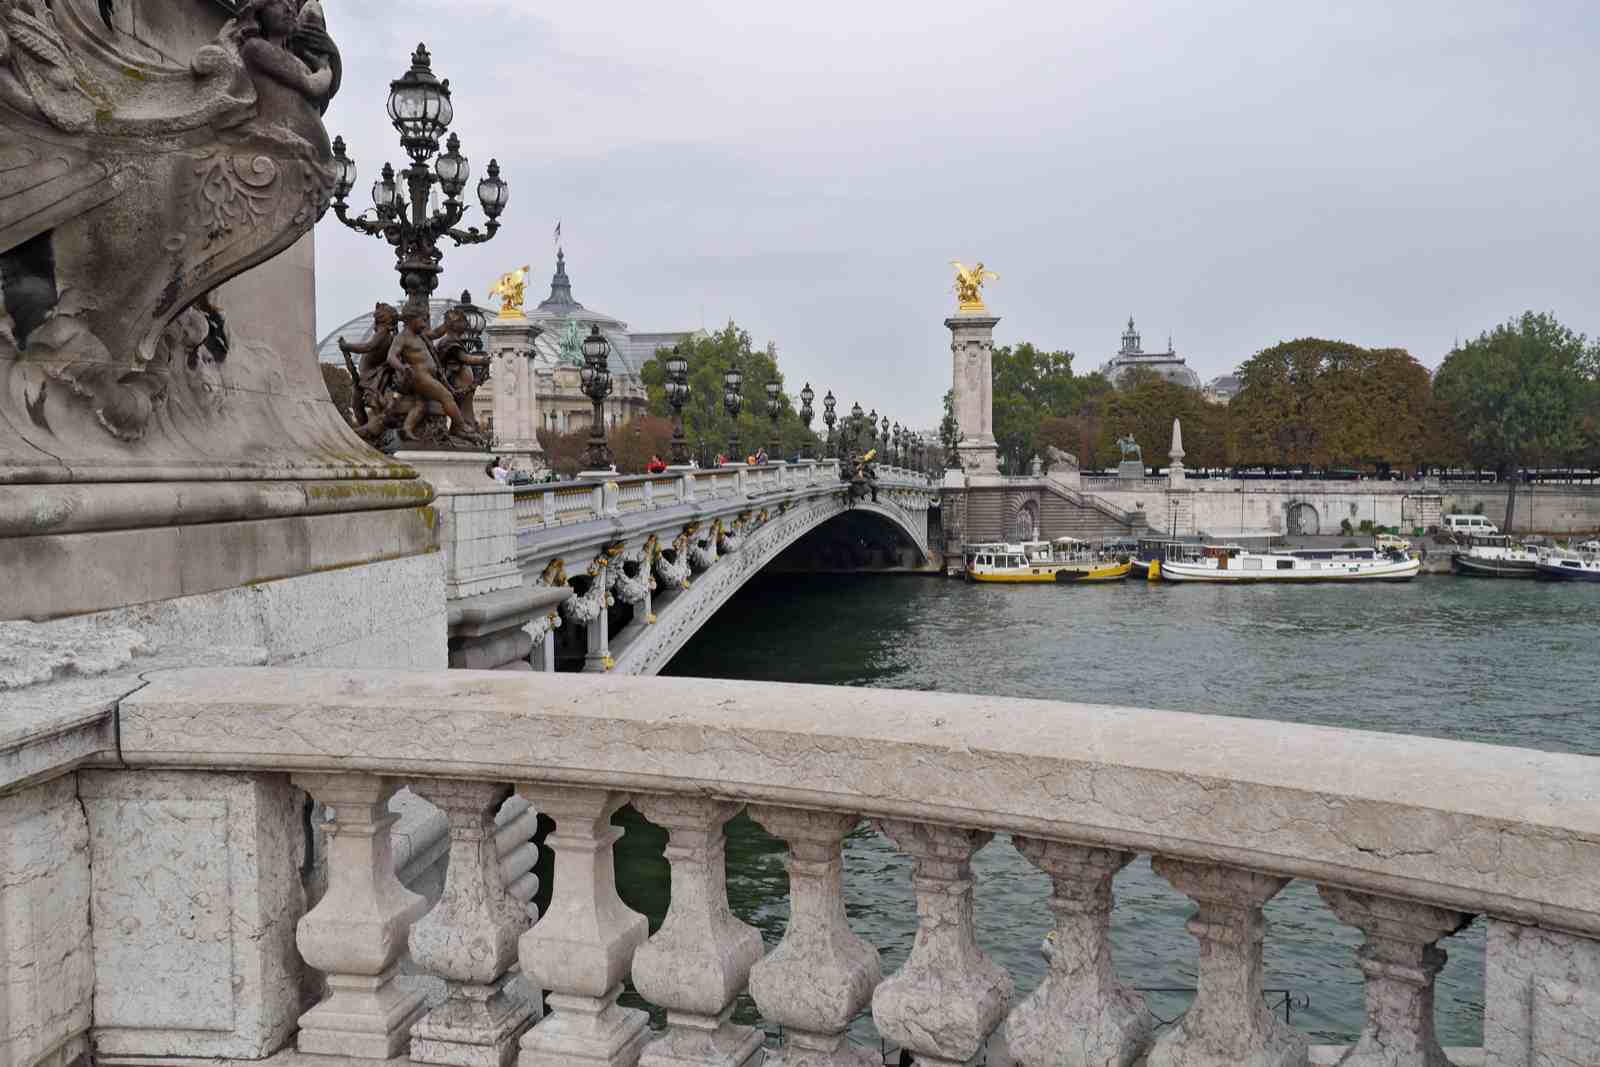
[1287,501,1321,536]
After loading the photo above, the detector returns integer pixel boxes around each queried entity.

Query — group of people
[338,301,488,444]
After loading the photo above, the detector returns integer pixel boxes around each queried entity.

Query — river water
[618,575,1600,1049]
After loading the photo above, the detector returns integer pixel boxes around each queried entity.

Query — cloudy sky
[314,0,1598,426]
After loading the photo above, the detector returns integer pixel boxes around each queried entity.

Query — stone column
[872,820,1012,1066]
[292,773,430,1058]
[516,787,649,1067]
[1318,887,1470,1067]
[1006,838,1150,1067]
[486,316,547,475]
[746,807,880,1067]
[631,797,765,1067]
[1146,858,1308,1067]
[947,313,1000,476]
[584,600,612,673]
[408,780,538,1067]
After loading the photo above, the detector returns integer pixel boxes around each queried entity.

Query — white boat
[1535,543,1600,582]
[963,539,1132,583]
[1451,534,1541,578]
[1158,543,1421,583]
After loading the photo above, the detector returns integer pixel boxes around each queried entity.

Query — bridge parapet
[107,667,1600,1067]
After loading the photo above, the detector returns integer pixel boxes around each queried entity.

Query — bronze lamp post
[579,325,612,470]
[665,345,691,466]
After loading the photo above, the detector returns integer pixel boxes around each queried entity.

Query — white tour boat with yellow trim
[964,539,1132,583]
[1157,543,1420,583]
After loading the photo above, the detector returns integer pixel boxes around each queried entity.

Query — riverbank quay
[7,666,1587,1067]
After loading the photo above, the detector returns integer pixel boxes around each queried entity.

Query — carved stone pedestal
[1146,858,1308,1067]
[947,313,1000,477]
[872,820,1011,1066]
[747,808,881,1067]
[485,315,547,475]
[516,787,648,1067]
[1007,838,1149,1067]
[1319,887,1470,1067]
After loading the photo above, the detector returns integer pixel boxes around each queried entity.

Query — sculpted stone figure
[1117,434,1143,463]
[487,266,530,318]
[429,308,489,431]
[950,260,999,311]
[0,0,342,467]
[388,305,471,441]
[337,302,399,437]
[1045,444,1079,471]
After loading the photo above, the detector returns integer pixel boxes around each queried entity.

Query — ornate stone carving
[871,820,1012,1067]
[1146,858,1309,1067]
[0,0,341,454]
[747,807,881,1067]
[1318,887,1470,1067]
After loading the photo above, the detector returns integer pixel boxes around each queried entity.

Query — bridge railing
[512,461,929,533]
[117,668,1598,1067]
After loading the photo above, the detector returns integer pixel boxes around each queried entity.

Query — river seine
[618,575,1600,1049]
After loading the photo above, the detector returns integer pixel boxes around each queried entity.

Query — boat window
[1277,559,1294,570]
[1243,558,1261,570]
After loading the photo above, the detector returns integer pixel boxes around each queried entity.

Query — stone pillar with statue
[947,260,1001,477]
[485,265,547,475]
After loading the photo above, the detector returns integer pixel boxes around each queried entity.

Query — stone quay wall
[20,665,1585,1067]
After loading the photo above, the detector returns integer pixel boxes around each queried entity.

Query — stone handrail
[116,667,1597,1066]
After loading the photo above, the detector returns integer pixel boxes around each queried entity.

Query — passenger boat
[1131,537,1202,580]
[1157,543,1421,583]
[1451,534,1541,578]
[1535,543,1600,582]
[964,539,1131,583]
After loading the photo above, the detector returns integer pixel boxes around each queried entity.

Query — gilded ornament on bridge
[950,260,999,313]
[488,265,531,318]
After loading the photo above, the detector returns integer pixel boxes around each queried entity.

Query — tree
[638,322,819,463]
[989,342,1079,472]
[938,389,960,467]
[1433,312,1598,527]
[1094,369,1229,472]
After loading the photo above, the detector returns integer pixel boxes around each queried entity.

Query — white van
[1443,514,1500,536]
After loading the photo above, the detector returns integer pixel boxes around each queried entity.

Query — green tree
[990,342,1079,472]
[1432,312,1599,527]
[1094,369,1230,471]
[938,389,960,467]
[639,322,819,462]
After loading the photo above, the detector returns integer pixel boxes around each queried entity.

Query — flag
[553,221,561,250]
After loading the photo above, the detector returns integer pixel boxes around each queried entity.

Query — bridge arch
[605,488,930,675]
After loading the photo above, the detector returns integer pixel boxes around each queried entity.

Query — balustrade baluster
[872,820,1011,1067]
[747,807,881,1067]
[1147,858,1308,1067]
[632,797,766,1067]
[292,773,430,1058]
[1006,838,1149,1067]
[515,787,649,1067]
[1318,887,1470,1067]
[408,780,538,1067]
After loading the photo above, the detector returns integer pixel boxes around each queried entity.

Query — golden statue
[489,265,532,319]
[950,260,999,312]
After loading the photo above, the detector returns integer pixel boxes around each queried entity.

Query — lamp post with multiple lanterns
[329,44,509,313]
[765,380,783,459]
[822,391,837,458]
[665,345,691,466]
[579,325,613,471]
[799,383,815,459]
[723,366,744,463]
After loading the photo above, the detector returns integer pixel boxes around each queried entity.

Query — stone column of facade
[1317,887,1471,1067]
[408,780,538,1067]
[1006,838,1150,1067]
[1146,858,1309,1067]
[746,807,882,1067]
[292,773,430,1058]
[486,316,547,475]
[871,820,1012,1066]
[631,796,766,1067]
[947,313,1001,476]
[516,786,649,1067]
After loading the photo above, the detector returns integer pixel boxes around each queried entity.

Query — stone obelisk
[947,261,1001,477]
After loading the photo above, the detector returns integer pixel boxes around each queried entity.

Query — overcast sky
[314,0,1599,427]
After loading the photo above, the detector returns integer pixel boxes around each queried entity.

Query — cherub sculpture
[386,303,472,441]
[950,260,999,311]
[337,302,400,438]
[430,307,489,430]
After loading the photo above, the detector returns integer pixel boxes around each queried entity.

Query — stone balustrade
[106,667,1599,1067]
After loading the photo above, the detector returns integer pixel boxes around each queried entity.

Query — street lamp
[850,402,865,453]
[665,345,691,466]
[880,414,891,457]
[330,44,508,314]
[580,325,612,470]
[799,383,815,459]
[765,379,783,460]
[822,390,836,458]
[893,422,903,466]
[723,365,744,462]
